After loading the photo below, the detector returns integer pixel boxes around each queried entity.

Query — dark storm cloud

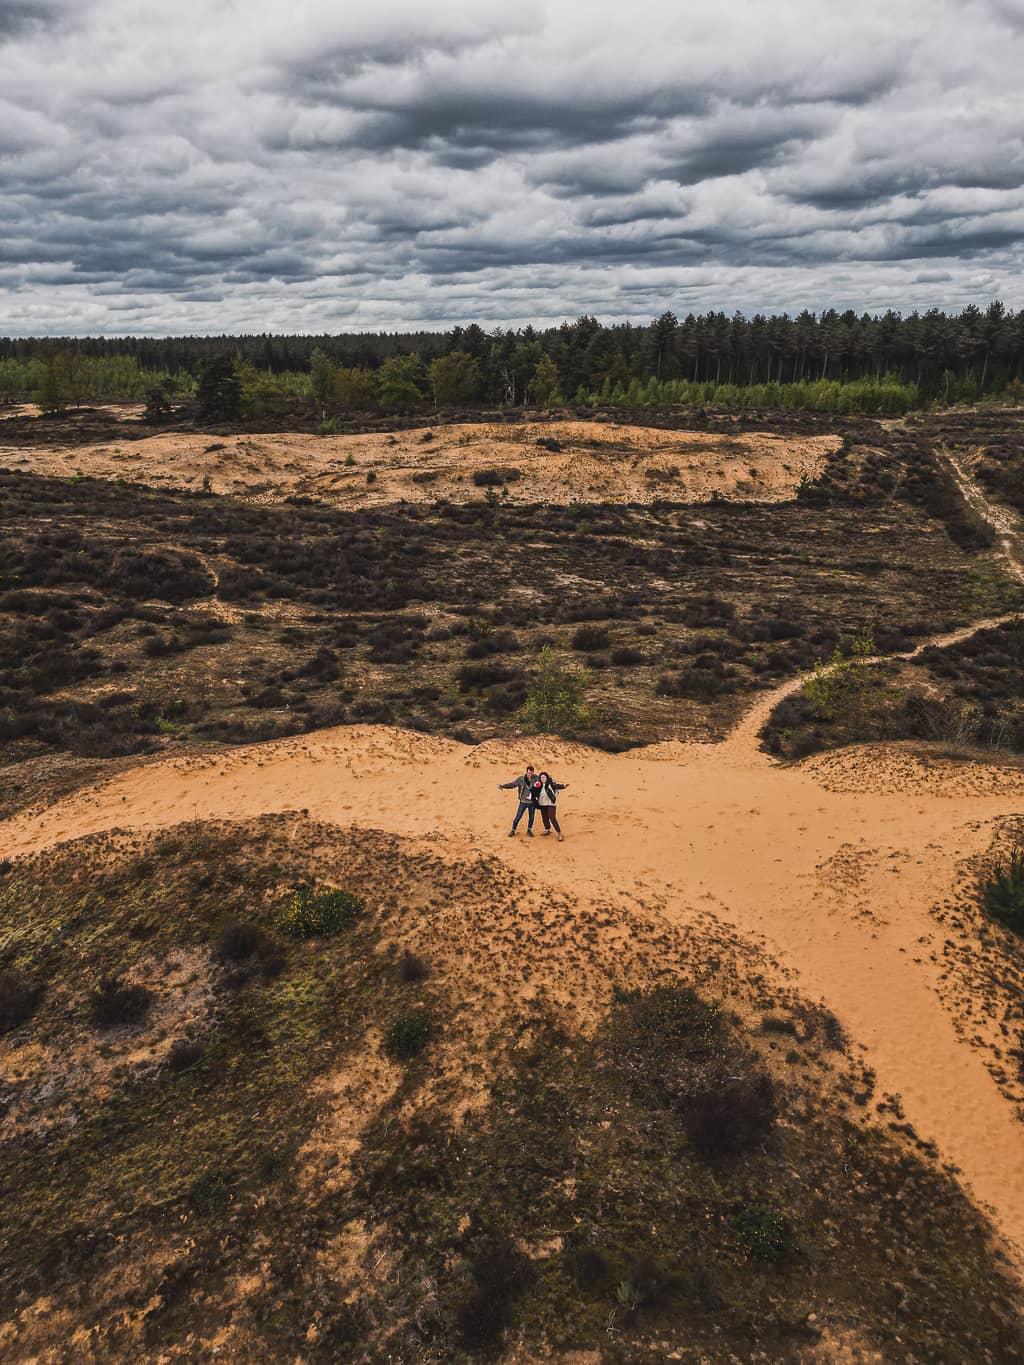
[0,0,74,38]
[1,0,1023,334]
[988,0,1024,28]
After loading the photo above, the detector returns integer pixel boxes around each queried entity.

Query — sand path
[3,724,1024,1251]
[3,445,1024,1259]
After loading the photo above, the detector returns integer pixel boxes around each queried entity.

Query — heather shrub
[276,887,362,939]
[384,1010,432,1059]
[731,1203,792,1263]
[0,970,40,1035]
[90,975,151,1029]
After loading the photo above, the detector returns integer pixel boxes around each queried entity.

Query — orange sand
[4,679,1024,1259]
[0,420,836,507]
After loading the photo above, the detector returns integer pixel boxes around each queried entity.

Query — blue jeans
[511,801,536,832]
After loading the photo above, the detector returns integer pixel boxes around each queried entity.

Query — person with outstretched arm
[499,765,538,837]
[535,771,568,841]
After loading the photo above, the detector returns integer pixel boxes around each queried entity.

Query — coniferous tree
[196,355,242,421]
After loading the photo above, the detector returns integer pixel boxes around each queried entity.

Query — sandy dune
[0,419,837,506]
[5,698,1024,1263]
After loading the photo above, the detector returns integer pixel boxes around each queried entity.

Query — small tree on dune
[803,633,877,730]
[377,354,427,412]
[336,366,378,410]
[38,350,87,413]
[518,646,590,735]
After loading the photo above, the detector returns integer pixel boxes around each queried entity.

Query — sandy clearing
[5,711,1024,1261]
[0,419,837,507]
[0,403,145,422]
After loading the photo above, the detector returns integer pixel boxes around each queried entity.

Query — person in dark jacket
[535,771,568,841]
[499,765,537,836]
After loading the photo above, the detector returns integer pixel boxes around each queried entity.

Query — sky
[2,0,1024,336]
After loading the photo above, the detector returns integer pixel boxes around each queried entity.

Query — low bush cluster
[0,969,40,1034]
[384,1010,432,1059]
[472,466,521,487]
[730,1203,792,1263]
[89,975,152,1029]
[189,1169,231,1215]
[981,850,1024,936]
[276,886,362,939]
[605,987,777,1158]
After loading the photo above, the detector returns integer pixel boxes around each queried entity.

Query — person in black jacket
[535,771,568,840]
[498,765,537,836]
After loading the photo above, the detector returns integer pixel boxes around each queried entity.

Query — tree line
[2,303,1023,417]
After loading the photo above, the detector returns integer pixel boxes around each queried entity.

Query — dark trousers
[540,806,561,834]
[512,801,536,832]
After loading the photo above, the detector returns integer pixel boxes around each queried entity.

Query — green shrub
[276,886,362,939]
[803,633,879,724]
[189,1170,231,1214]
[167,1039,204,1071]
[518,645,590,735]
[981,849,1024,935]
[90,975,151,1029]
[318,419,340,435]
[384,1010,432,1060]
[731,1203,791,1263]
[0,970,40,1035]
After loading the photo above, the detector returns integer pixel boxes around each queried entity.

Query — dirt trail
[4,447,1024,1262]
[727,611,1021,758]
[939,441,1024,582]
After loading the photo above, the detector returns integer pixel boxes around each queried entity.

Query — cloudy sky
[2,0,1024,336]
